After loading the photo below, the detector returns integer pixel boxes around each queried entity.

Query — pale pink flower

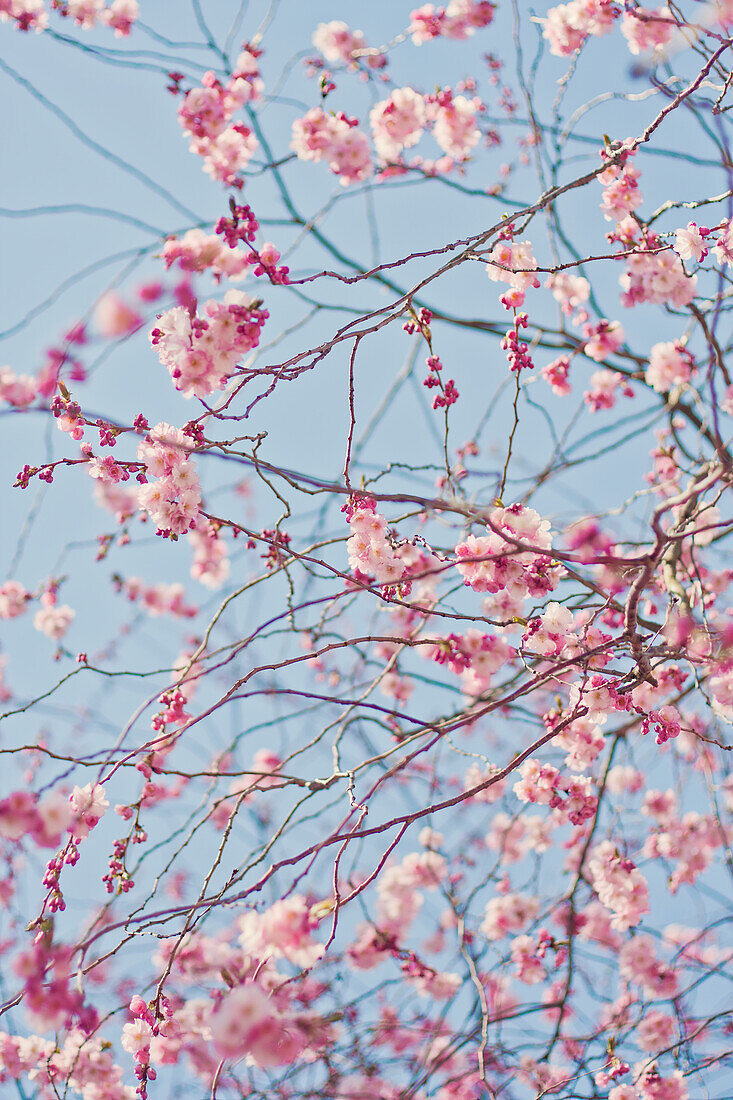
[370,88,426,162]
[33,603,75,640]
[646,341,693,393]
[674,222,707,262]
[588,841,650,930]
[432,94,481,161]
[94,292,142,337]
[312,19,366,62]
[0,581,28,619]
[621,7,674,55]
[0,367,36,408]
[69,782,109,837]
[101,0,139,36]
[120,1017,153,1054]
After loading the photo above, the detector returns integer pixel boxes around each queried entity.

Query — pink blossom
[370,88,426,162]
[636,1009,676,1052]
[486,239,540,292]
[674,222,708,262]
[69,782,109,838]
[584,320,625,361]
[542,356,572,395]
[94,292,142,337]
[312,20,366,62]
[621,8,674,56]
[0,580,28,619]
[0,790,40,841]
[101,0,138,36]
[409,1,495,43]
[210,983,304,1066]
[481,892,539,938]
[546,272,590,313]
[346,499,405,585]
[33,600,75,640]
[121,1017,153,1054]
[431,93,481,161]
[646,340,694,393]
[620,237,697,307]
[588,841,650,930]
[0,367,36,408]
[584,368,631,412]
[239,895,324,968]
[541,0,618,55]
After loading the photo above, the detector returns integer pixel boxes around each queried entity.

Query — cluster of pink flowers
[121,994,169,1098]
[408,1,495,44]
[2,0,137,34]
[588,840,650,930]
[619,935,680,1003]
[69,781,109,839]
[377,849,447,937]
[642,789,722,892]
[599,147,642,222]
[50,392,85,441]
[33,589,75,641]
[239,895,324,969]
[150,291,268,399]
[673,221,710,263]
[176,54,262,185]
[645,340,695,394]
[427,628,514,694]
[291,107,372,184]
[188,518,230,588]
[454,503,557,600]
[546,271,590,317]
[481,891,539,938]
[554,715,606,771]
[583,318,625,362]
[617,224,697,308]
[345,496,406,586]
[542,354,572,395]
[568,673,623,721]
[584,368,634,412]
[486,811,553,863]
[137,423,201,537]
[86,450,128,487]
[521,600,576,656]
[428,88,482,161]
[120,577,197,618]
[370,87,427,163]
[511,932,558,984]
[712,217,733,266]
[293,86,485,184]
[513,759,598,825]
[55,0,138,32]
[209,982,306,1068]
[0,579,29,619]
[161,228,249,281]
[0,0,49,30]
[0,365,36,408]
[92,475,139,522]
[540,0,618,56]
[485,235,540,303]
[620,6,674,56]
[636,1067,689,1100]
[0,1027,132,1097]
[0,789,73,848]
[11,938,94,1034]
[311,19,366,62]
[94,291,142,337]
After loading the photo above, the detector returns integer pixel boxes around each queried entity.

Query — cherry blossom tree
[0,2,732,1099]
